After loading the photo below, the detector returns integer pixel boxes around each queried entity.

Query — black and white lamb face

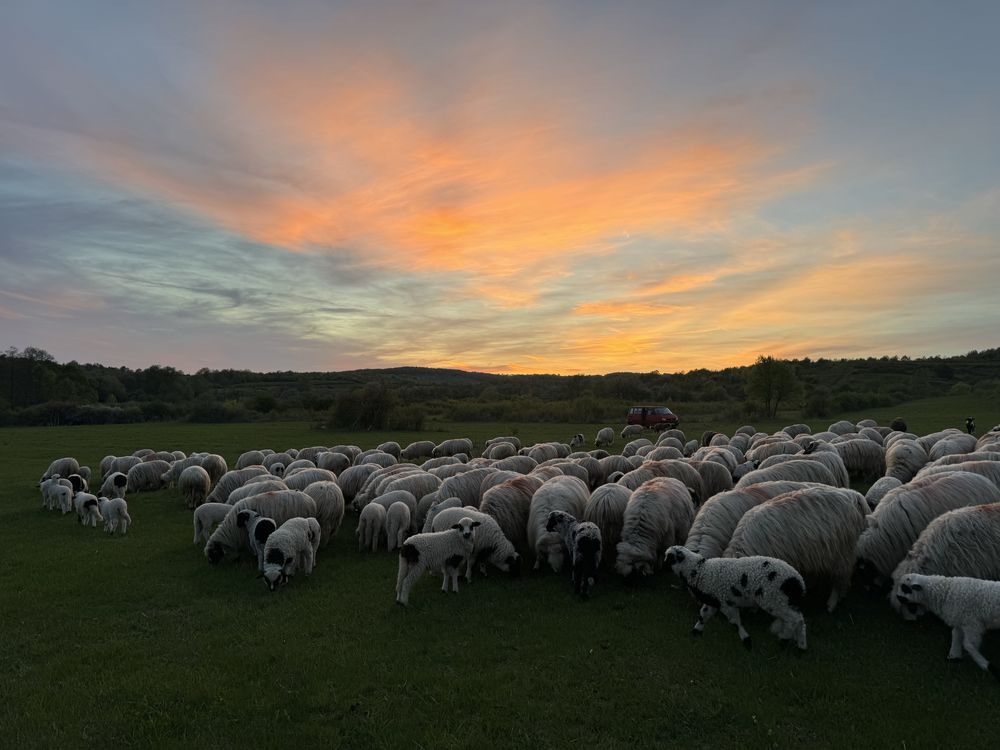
[664,545,687,572]
[895,574,928,619]
[205,542,226,565]
[503,554,521,576]
[263,548,291,591]
[449,518,480,541]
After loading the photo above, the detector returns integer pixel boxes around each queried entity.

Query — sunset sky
[1,1,998,374]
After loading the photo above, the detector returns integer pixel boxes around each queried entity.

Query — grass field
[2,398,998,748]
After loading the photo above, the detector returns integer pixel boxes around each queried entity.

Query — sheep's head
[450,517,481,542]
[545,510,575,534]
[894,574,928,619]
[615,542,653,577]
[236,509,259,529]
[263,549,291,591]
[205,541,226,565]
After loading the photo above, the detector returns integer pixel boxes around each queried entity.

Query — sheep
[235,509,277,572]
[371,489,418,525]
[433,468,494,509]
[39,476,73,513]
[758,451,851,489]
[915,460,1000,492]
[337,464,382,503]
[141,451,177,464]
[894,574,1000,679]
[724,486,869,611]
[485,436,523,451]
[687,460,734,502]
[39,457,80,484]
[892,504,1000,589]
[385,502,412,552]
[666,545,807,650]
[126,460,171,493]
[263,452,295,473]
[97,496,131,535]
[583,484,630,566]
[433,438,474,458]
[108,455,142,477]
[480,475,544,557]
[734,461,837,489]
[177,465,211,509]
[227,479,288,506]
[236,450,266,470]
[569,433,585,449]
[831,439,885,483]
[485,442,518,460]
[301,481,346,547]
[595,427,615,448]
[161,456,205,487]
[395,517,481,605]
[492,455,537,474]
[545,510,601,598]
[357,502,386,553]
[316,451,351,474]
[205,467,270,504]
[621,424,644,439]
[855,472,1000,586]
[643,459,705,505]
[432,506,521,580]
[885,439,929,483]
[622,438,653,458]
[528,476,590,572]
[865,477,902,509]
[99,472,129,500]
[193,502,233,545]
[615,477,695,577]
[204,491,317,565]
[74,493,102,527]
[359,452,398,468]
[99,455,116,480]
[261,517,322,591]
[283,468,337,492]
[401,441,436,461]
[525,443,561,463]
[283,458,317,475]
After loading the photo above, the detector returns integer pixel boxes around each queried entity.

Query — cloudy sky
[1,1,997,374]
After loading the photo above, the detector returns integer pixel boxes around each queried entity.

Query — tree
[746,355,801,418]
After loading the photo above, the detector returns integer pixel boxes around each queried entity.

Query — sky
[1,0,998,375]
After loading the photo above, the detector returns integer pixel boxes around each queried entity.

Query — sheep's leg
[720,605,752,650]
[949,627,964,661]
[465,555,474,583]
[825,588,841,613]
[961,628,994,673]
[439,565,450,593]
[397,566,423,605]
[693,604,717,635]
[395,557,408,599]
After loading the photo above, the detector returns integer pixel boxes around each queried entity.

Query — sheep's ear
[471,521,481,528]
[451,523,462,531]
[236,511,250,528]
[910,582,923,592]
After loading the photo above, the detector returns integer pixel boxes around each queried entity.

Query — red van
[626,405,680,430]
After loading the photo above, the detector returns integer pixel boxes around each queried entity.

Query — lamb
[235,509,277,572]
[193,502,234,545]
[615,477,695,577]
[178,465,212,509]
[261,517,322,591]
[74,493,102,527]
[854,472,1000,586]
[527,476,590,572]
[545,510,602,598]
[724,486,868,611]
[98,496,131,535]
[665,545,807,650]
[595,427,615,448]
[894,574,1000,679]
[891,504,1000,588]
[204,491,317,565]
[357,502,386,553]
[395,517,481,605]
[40,476,74,513]
[432,506,521,580]
[400,441,437,461]
[99,472,129,500]
[301,481,346,547]
[385,501,412,551]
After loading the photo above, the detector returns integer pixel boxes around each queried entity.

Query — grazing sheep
[831,439,886,483]
[99,472,129,500]
[894,574,1000,679]
[401,441,437,461]
[622,438,653,458]
[758,451,850,489]
[490,455,535,474]
[528,476,590,572]
[687,460,734,502]
[595,427,615,448]
[865,477,902,509]
[317,451,351,474]
[193,503,233,545]
[643,460,704,506]
[480,475,544,557]
[724,486,868,611]
[359,452,398,468]
[206,467,270,504]
[915,460,1000,492]
[486,436,523,451]
[621,424,644,439]
[284,458,317,475]
[40,457,80,484]
[178,465,212,509]
[485,442,518,460]
[337,464,382,503]
[98,496,131,535]
[615,477,695,577]
[261,517,321,591]
[433,438,474,458]
[226,479,288,506]
[301,481,346,547]
[735,461,837,489]
[583,484,630,567]
[385,502,412,551]
[432,506,521,580]
[545,510,601,598]
[74,493,102,527]
[421,496,463,533]
[885,439,929,483]
[357,502,386,553]
[371,489,418,525]
[126,460,171,493]
[855,473,1000,586]
[263,452,295,473]
[161,456,204,487]
[40,476,73,513]
[569,434,585,449]
[282,468,337,492]
[236,450,266,470]
[395,517,480,605]
[204,491,317,565]
[665,545,807,650]
[235,509,277,573]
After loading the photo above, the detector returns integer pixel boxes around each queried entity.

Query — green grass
[2,399,998,748]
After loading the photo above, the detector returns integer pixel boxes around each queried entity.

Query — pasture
[2,405,998,748]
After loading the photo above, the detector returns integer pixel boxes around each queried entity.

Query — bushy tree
[746,355,801,418]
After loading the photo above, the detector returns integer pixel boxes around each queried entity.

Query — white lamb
[385,501,412,552]
[357,502,386,553]
[895,573,1000,679]
[74,493,102,527]
[98,496,131,535]
[193,503,234,545]
[665,545,808,650]
[261,517,322,591]
[395,517,481,605]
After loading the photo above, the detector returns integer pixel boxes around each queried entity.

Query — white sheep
[179,465,212,509]
[894,574,1000,679]
[665,545,807,650]
[595,427,615,448]
[205,467,271,504]
[226,479,288,506]
[432,437,474,458]
[99,472,129,500]
[301,481,346,548]
[204,491,317,565]
[126,460,171,493]
[39,457,79,484]
[431,506,521,580]
[74,493,102,527]
[569,433,585,449]
[261,517,322,591]
[400,441,437,461]
[528,476,590,572]
[615,477,695,577]
[193,502,233,545]
[385,501,412,552]
[395,517,481,605]
[545,510,601,598]
[357,502,386,553]
[98,496,131,535]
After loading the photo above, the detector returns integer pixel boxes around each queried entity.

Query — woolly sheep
[227,479,288,505]
[480,475,543,557]
[385,502,411,551]
[615,477,694,577]
[485,442,518,460]
[831,439,885,483]
[855,472,1000,586]
[759,449,850,489]
[236,450,266,469]
[885,439,929,483]
[486,436,523,451]
[915,460,1000,492]
[359,452,398,468]
[108,456,142,477]
[528,476,590,572]
[421,496,463,533]
[261,517,321,591]
[161,456,205,487]
[437,468,496,508]
[193,502,233,545]
[178,465,211,509]
[357,502,386,552]
[141,451,176,463]
[263,452,295,472]
[301,481,346,547]
[595,427,615,448]
[734,461,837,489]
[433,438,474,458]
[687,460,734,502]
[545,510,601,598]
[338,464,381,503]
[371,489,418,525]
[643,459,704,506]
[99,472,128,500]
[40,476,73,513]
[666,545,807,650]
[235,509,277,572]
[98,496,131,535]
[126,460,171,493]
[583,484,630,566]
[724,486,868,611]
[282,468,337,492]
[894,574,1000,678]
[432,506,521,579]
[622,438,653,457]
[206,467,270,504]
[395,517,480,605]
[865,477,902,509]
[204,491,316,565]
[74,492,102,527]
[569,434,585,449]
[317,451,351,474]
[284,459,317,475]
[621,424,644,439]
[401,441,436,461]
[39,457,79,484]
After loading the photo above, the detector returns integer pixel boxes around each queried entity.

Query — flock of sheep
[36,418,1000,679]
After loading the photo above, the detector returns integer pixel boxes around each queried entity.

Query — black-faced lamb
[545,510,601,598]
[74,493,102,527]
[261,517,322,591]
[665,545,807,650]
[99,472,129,500]
[894,573,1000,679]
[395,517,481,605]
[527,476,590,572]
